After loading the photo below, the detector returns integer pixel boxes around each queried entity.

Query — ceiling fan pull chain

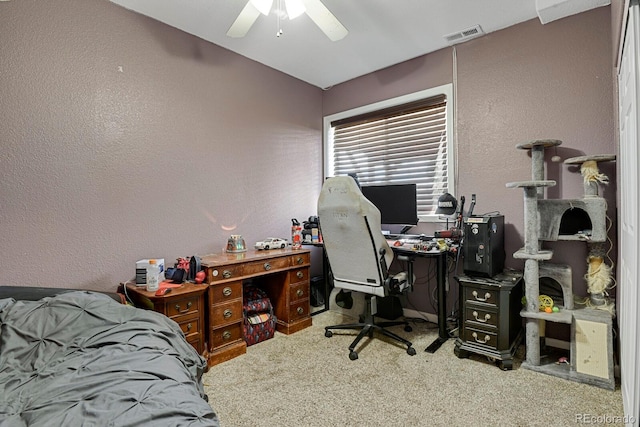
[276,0,283,37]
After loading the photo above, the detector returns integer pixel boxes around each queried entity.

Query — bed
[0,289,219,426]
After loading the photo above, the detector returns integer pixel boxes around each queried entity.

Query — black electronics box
[463,214,505,278]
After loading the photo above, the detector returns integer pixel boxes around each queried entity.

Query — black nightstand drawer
[463,327,498,350]
[464,286,499,306]
[464,305,498,328]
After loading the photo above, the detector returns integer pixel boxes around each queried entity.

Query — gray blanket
[0,291,219,426]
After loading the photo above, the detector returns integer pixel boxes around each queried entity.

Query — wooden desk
[200,248,312,367]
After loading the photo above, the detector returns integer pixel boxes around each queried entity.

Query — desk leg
[425,252,448,353]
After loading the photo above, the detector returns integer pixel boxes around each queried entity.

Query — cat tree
[506,139,615,390]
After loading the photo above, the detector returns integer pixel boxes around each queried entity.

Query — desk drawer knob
[222,330,232,340]
[223,309,233,319]
[472,290,491,302]
[186,323,192,331]
[296,257,304,265]
[296,289,304,297]
[472,332,491,344]
[472,311,491,323]
[222,287,232,297]
[297,307,304,315]
[264,263,271,271]
[223,270,232,279]
[297,271,304,279]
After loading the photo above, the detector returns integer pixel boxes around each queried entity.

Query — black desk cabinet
[454,271,524,370]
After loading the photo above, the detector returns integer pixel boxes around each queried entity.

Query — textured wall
[323,7,615,314]
[0,1,616,316]
[0,0,323,291]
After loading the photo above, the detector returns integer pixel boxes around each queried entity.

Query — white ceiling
[109,0,610,89]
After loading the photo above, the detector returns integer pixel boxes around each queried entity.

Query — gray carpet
[202,311,624,426]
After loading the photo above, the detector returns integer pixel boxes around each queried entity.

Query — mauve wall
[0,0,323,291]
[0,1,616,316]
[323,7,615,315]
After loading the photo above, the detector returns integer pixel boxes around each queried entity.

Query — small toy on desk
[155,287,172,296]
[195,270,206,284]
[255,237,289,250]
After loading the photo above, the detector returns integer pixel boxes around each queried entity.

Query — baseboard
[402,308,438,325]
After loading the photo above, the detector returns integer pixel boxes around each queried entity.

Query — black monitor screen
[361,184,418,226]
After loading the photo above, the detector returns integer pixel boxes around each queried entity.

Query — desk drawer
[210,322,243,348]
[208,265,243,282]
[210,281,242,302]
[166,296,200,318]
[290,281,309,303]
[289,268,309,284]
[290,253,310,266]
[244,257,289,276]
[289,300,309,321]
[176,314,201,337]
[210,300,243,325]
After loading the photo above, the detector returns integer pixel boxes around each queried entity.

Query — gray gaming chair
[318,176,416,360]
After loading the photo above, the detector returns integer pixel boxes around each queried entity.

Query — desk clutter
[385,234,459,255]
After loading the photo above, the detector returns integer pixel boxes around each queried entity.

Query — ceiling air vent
[443,25,484,45]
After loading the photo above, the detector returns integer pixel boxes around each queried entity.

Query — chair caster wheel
[349,351,358,360]
[404,325,412,332]
[407,346,416,356]
[325,330,333,338]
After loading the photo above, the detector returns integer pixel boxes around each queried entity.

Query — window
[324,84,454,222]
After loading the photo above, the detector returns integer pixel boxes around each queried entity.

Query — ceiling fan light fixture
[250,0,273,16]
[285,0,305,19]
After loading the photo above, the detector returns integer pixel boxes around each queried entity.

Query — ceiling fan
[227,0,348,41]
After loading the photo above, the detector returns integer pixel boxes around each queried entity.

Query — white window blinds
[329,94,450,218]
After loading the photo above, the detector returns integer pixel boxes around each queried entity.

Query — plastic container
[146,259,160,291]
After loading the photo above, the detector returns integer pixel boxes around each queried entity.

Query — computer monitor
[361,183,418,226]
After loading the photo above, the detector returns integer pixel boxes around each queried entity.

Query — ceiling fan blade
[285,0,305,19]
[227,1,261,38]
[302,0,347,41]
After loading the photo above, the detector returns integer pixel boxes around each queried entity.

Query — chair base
[324,294,416,360]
